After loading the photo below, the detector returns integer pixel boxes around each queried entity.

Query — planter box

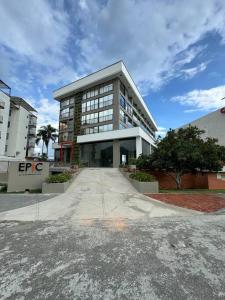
[120,169,159,193]
[129,178,159,193]
[42,181,70,193]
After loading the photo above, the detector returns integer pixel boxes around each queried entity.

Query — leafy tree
[36,125,58,157]
[142,126,225,189]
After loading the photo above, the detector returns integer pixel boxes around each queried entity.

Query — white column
[136,136,142,158]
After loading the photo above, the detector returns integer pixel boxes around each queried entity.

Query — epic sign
[7,161,49,192]
[18,162,43,173]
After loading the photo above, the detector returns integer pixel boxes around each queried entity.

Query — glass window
[82,102,86,113]
[69,108,74,117]
[90,100,95,110]
[86,101,91,111]
[142,139,150,155]
[82,93,87,100]
[99,83,113,94]
[61,99,69,108]
[60,107,69,118]
[70,98,74,104]
[94,99,98,109]
[87,91,91,98]
[99,109,113,123]
[99,123,113,132]
[99,94,113,108]
[120,138,136,164]
[90,90,95,97]
[81,115,86,125]
[94,89,98,96]
[80,141,113,167]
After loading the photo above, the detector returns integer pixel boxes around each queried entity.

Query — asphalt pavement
[1,215,225,299]
[0,193,58,212]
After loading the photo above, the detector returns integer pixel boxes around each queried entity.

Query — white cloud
[156,126,167,138]
[171,85,225,111]
[181,62,208,79]
[75,0,225,91]
[0,0,77,87]
[27,97,59,130]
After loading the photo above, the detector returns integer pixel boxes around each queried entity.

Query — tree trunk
[175,172,182,189]
[41,140,44,155]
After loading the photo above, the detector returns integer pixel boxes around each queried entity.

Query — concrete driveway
[1,168,224,300]
[0,168,197,222]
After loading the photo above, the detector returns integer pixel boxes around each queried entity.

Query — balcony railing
[29,120,37,126]
[0,101,5,109]
[28,142,35,148]
[28,128,36,135]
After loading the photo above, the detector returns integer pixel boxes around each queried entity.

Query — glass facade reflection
[80,141,113,167]
[120,138,136,164]
[142,139,150,155]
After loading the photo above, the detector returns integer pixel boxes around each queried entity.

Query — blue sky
[1,0,225,150]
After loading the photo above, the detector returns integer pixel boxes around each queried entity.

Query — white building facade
[0,81,37,160]
[181,107,225,146]
[53,61,158,167]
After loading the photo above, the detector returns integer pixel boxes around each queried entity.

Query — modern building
[53,61,158,167]
[180,107,225,146]
[0,80,37,160]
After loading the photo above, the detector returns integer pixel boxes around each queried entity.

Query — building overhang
[53,61,157,131]
[77,127,156,146]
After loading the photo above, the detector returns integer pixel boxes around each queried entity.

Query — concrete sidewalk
[0,168,199,222]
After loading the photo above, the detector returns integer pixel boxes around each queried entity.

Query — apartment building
[0,80,37,159]
[180,107,225,146]
[53,61,158,167]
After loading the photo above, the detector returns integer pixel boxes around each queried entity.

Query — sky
[1,0,225,153]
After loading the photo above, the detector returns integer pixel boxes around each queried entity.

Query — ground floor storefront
[53,127,155,167]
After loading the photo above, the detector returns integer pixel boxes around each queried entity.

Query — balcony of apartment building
[0,101,5,109]
[0,79,11,96]
[28,140,35,148]
[29,116,37,127]
[28,127,36,136]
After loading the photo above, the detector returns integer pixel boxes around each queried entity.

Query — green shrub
[46,172,72,183]
[128,158,137,165]
[129,172,156,182]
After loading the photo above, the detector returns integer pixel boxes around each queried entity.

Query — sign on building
[7,161,49,192]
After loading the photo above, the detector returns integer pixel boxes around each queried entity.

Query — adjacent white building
[180,107,225,146]
[0,80,37,160]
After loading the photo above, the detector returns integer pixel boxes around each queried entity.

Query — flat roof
[11,96,37,113]
[53,61,157,130]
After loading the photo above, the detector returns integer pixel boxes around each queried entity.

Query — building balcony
[28,141,35,148]
[0,101,5,109]
[29,120,37,127]
[0,115,3,123]
[28,128,36,135]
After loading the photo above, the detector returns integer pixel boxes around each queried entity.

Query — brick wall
[208,173,225,190]
[149,171,208,189]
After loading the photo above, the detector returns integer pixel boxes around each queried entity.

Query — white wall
[0,91,10,156]
[7,105,30,158]
[183,109,225,146]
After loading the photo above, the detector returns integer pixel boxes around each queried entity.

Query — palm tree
[36,125,58,157]
[35,128,47,155]
[41,125,58,157]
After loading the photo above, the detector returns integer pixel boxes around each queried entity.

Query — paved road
[1,215,225,299]
[0,168,197,221]
[0,194,58,212]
